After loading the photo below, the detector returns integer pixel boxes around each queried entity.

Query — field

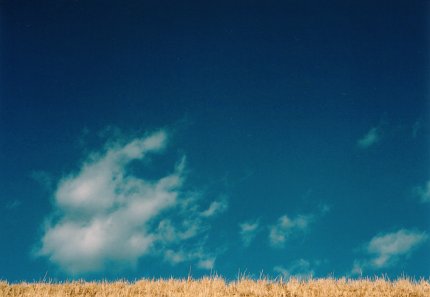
[1,277,429,297]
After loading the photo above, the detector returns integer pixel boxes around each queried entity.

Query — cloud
[163,247,216,270]
[35,129,223,275]
[197,257,215,270]
[352,229,428,274]
[200,196,228,218]
[269,214,313,248]
[239,219,260,247]
[268,206,329,248]
[274,259,314,280]
[413,180,430,203]
[357,126,381,148]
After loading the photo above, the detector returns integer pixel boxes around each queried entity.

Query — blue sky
[0,0,429,282]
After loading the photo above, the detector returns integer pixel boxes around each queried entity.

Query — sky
[0,0,429,282]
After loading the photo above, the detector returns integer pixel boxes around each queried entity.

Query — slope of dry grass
[1,277,429,297]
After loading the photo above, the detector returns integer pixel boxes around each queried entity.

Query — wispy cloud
[268,205,329,248]
[352,229,428,274]
[413,180,430,203]
[274,259,314,280]
[200,196,228,218]
[357,126,381,149]
[163,247,216,270]
[269,214,314,248]
[239,219,260,247]
[35,129,223,275]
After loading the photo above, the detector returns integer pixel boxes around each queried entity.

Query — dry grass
[1,277,429,297]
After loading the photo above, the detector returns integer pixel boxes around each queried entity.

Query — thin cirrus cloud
[352,229,428,275]
[163,248,215,270]
[34,129,224,275]
[414,180,430,203]
[274,259,315,280]
[357,126,381,149]
[239,219,260,247]
[268,214,314,248]
[268,206,329,248]
[200,197,228,218]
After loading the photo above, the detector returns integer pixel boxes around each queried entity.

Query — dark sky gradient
[1,0,429,282]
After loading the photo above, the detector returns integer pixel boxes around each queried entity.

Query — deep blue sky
[1,0,429,282]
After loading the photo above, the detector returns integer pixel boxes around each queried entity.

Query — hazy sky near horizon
[1,0,429,282]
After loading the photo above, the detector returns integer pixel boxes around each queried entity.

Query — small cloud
[200,197,228,218]
[197,257,215,270]
[164,249,186,264]
[163,248,215,270]
[413,180,430,203]
[268,206,328,248]
[352,229,428,274]
[357,126,381,149]
[239,219,260,247]
[35,129,224,275]
[274,259,314,280]
[367,229,428,268]
[269,214,313,248]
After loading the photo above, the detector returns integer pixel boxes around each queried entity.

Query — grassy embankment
[1,277,429,296]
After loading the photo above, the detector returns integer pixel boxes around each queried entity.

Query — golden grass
[1,277,429,297]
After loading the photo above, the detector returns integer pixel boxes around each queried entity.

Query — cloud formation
[269,214,313,248]
[163,248,216,270]
[357,126,381,148]
[414,180,430,203]
[352,229,428,274]
[239,219,260,247]
[274,259,314,280]
[35,130,223,275]
[200,197,228,218]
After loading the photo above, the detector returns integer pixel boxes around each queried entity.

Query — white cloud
[274,259,314,280]
[200,197,228,218]
[268,206,329,248]
[269,214,313,248]
[357,127,381,148]
[414,180,430,203]
[239,219,260,247]
[352,229,428,274]
[197,258,215,270]
[35,130,222,275]
[163,247,216,270]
